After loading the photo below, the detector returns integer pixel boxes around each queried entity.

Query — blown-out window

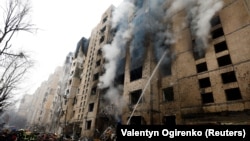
[201,92,214,104]
[130,89,142,105]
[225,88,242,101]
[86,120,92,130]
[130,66,142,81]
[221,71,237,84]
[214,41,228,53]
[88,103,94,112]
[196,62,208,73]
[217,55,232,67]
[163,87,174,102]
[198,77,211,88]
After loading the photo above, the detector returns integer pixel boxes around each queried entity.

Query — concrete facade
[53,52,74,135]
[26,81,48,130]
[120,0,250,126]
[42,67,62,132]
[78,6,115,139]
[17,94,33,124]
[69,0,250,139]
[61,44,86,137]
[25,67,63,132]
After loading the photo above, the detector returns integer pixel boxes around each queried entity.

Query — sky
[13,0,123,97]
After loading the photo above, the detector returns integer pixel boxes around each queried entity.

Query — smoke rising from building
[98,1,135,89]
[98,0,223,121]
[103,85,125,121]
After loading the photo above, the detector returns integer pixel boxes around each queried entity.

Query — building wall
[80,5,114,138]
[27,67,63,132]
[28,81,48,128]
[76,0,250,138]
[119,0,250,125]
[42,67,62,131]
[17,94,33,123]
[54,52,74,135]
[64,58,84,137]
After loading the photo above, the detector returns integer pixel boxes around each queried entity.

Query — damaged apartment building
[26,0,250,139]
[67,0,250,138]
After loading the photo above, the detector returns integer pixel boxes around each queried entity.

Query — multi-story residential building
[41,67,62,132]
[78,0,250,139]
[50,52,74,134]
[25,67,62,132]
[26,53,74,133]
[26,81,48,130]
[77,5,115,139]
[121,0,250,125]
[59,37,89,138]
[17,94,33,128]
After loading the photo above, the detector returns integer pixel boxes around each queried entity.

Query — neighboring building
[26,67,63,132]
[51,52,74,135]
[16,94,33,128]
[60,38,89,138]
[17,94,33,120]
[41,67,62,132]
[78,5,115,139]
[26,81,48,130]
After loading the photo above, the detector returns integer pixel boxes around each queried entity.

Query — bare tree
[0,54,33,113]
[0,0,36,56]
[0,0,36,114]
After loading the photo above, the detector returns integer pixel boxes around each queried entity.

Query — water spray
[126,49,168,125]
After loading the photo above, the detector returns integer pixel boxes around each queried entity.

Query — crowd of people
[0,128,116,141]
[0,128,72,141]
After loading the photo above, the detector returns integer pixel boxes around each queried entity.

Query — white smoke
[166,0,196,18]
[103,85,125,120]
[111,1,135,29]
[191,0,224,49]
[166,0,223,51]
[98,44,119,88]
[98,0,224,122]
[97,1,136,123]
[98,1,135,89]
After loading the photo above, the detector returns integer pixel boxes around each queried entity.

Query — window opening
[130,66,142,81]
[225,88,242,101]
[86,120,92,130]
[211,27,224,39]
[93,73,99,81]
[163,87,174,102]
[198,77,211,88]
[201,92,214,104]
[217,55,232,67]
[221,71,237,84]
[100,36,105,43]
[196,62,208,73]
[214,41,228,53]
[88,103,94,112]
[130,89,142,105]
[210,15,221,27]
[91,87,97,95]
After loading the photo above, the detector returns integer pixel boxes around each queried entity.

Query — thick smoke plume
[168,0,223,55]
[98,1,135,89]
[103,85,125,121]
[98,0,223,121]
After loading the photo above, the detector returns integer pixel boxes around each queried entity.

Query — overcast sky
[13,0,123,97]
